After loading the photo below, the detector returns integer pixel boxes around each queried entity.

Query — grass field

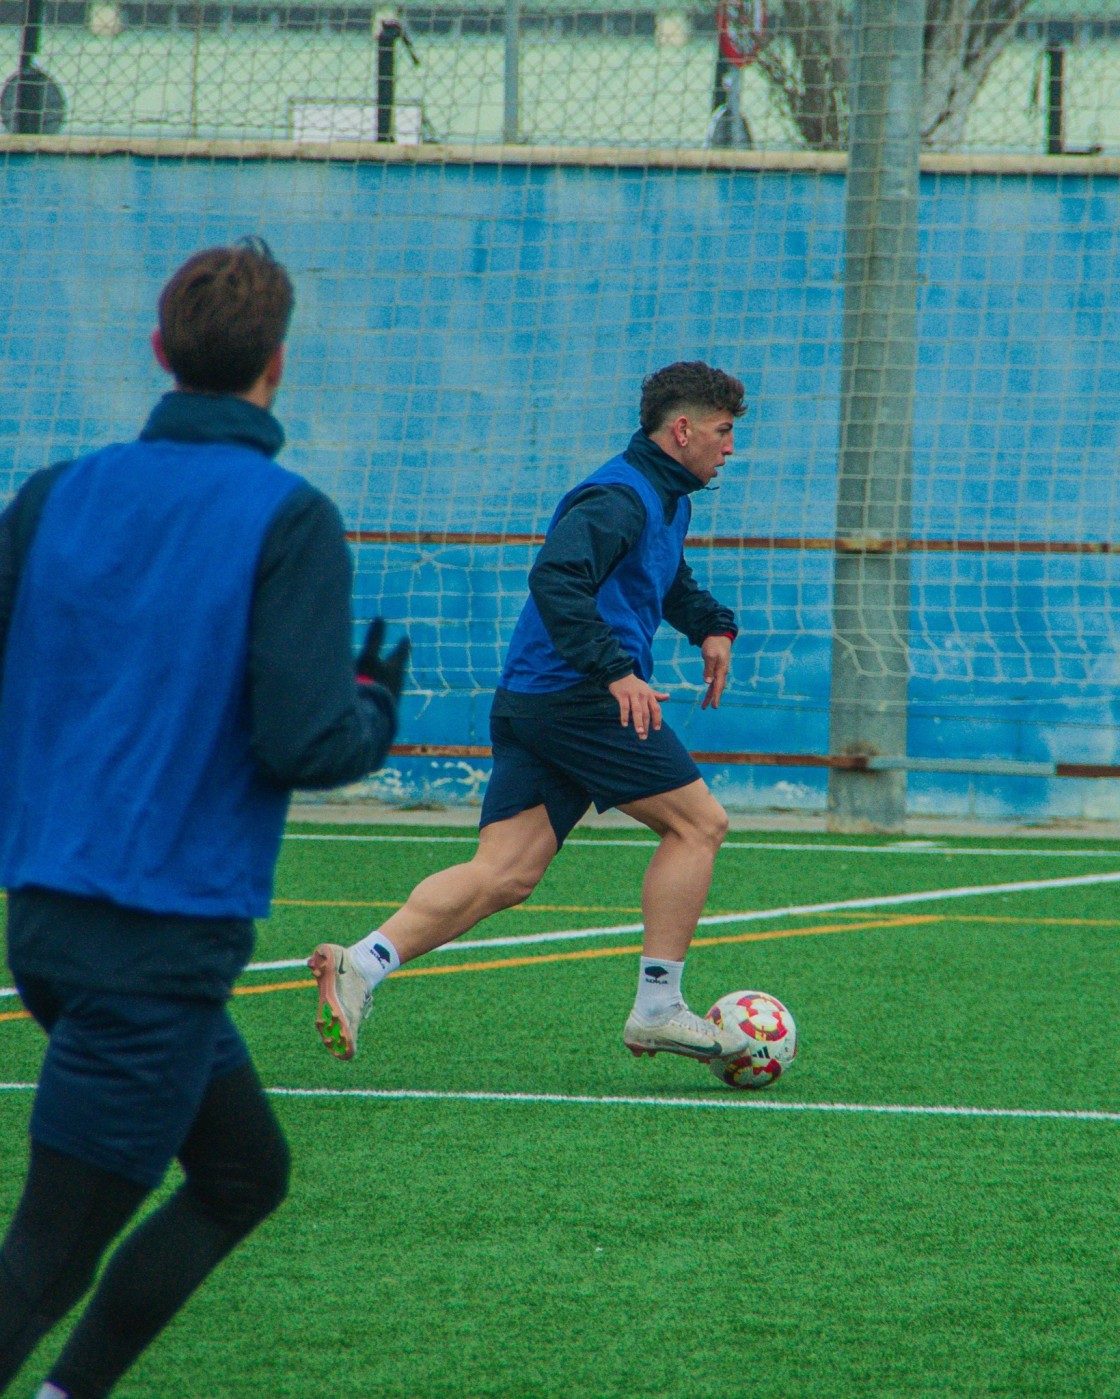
[3,822,1120,1397]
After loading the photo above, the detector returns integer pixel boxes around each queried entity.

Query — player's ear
[151,328,172,374]
[264,344,284,389]
[672,413,690,448]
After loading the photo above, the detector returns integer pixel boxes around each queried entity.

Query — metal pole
[13,0,44,134]
[189,4,202,140]
[827,0,923,833]
[725,67,749,148]
[503,0,520,144]
[376,21,397,141]
[1046,45,1064,155]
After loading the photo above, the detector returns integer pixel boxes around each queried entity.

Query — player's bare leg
[379,804,558,960]
[620,778,729,961]
[310,806,557,1058]
[616,778,745,1061]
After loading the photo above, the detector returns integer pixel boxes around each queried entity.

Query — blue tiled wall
[3,155,1120,819]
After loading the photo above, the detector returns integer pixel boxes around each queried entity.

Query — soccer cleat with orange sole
[308,943,372,1061]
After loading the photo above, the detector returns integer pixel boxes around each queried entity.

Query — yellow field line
[960,915,1120,927]
[28,897,1118,927]
[273,899,402,908]
[235,979,314,996]
[274,900,941,917]
[272,899,645,913]
[16,908,1093,1024]
[0,912,932,1020]
[273,899,992,919]
[223,913,942,995]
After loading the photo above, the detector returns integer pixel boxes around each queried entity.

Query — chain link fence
[5,4,1120,818]
[2,1,1119,151]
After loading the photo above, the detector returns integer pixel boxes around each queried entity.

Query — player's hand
[356,618,411,701]
[608,673,669,740]
[700,634,732,710]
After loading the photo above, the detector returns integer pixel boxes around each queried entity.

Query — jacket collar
[621,429,706,514]
[139,391,285,458]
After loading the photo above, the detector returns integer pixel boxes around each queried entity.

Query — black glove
[356,618,411,701]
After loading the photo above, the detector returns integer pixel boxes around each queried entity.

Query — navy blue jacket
[0,392,396,997]
[493,430,736,715]
[501,452,692,692]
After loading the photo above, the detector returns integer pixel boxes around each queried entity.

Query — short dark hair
[158,237,294,393]
[639,361,746,435]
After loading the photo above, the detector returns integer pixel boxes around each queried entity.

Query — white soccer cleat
[308,943,372,1061]
[623,1003,749,1062]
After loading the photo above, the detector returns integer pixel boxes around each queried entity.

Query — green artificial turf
[3,826,1120,1397]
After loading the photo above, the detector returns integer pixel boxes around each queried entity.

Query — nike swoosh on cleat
[628,1036,721,1056]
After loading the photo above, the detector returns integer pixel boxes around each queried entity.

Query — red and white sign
[717,0,767,67]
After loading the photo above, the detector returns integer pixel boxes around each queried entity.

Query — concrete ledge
[2,136,1119,176]
[287,800,1120,839]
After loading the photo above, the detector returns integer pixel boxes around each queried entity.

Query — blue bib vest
[0,437,303,918]
[500,455,690,692]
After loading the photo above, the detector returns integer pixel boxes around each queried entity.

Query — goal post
[4,4,1120,824]
[828,0,922,834]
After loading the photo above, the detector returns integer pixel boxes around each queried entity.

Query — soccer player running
[0,240,408,1399]
[311,360,753,1066]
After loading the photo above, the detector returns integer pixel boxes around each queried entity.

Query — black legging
[0,1062,289,1398]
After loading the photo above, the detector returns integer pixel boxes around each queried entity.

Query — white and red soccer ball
[706,990,797,1090]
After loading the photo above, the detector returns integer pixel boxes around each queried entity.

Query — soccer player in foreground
[311,360,752,1066]
[0,240,407,1398]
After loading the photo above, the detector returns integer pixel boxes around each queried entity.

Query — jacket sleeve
[661,557,738,646]
[249,483,398,789]
[0,463,74,674]
[0,492,22,668]
[528,485,646,687]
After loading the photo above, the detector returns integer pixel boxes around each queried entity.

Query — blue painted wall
[3,155,1120,819]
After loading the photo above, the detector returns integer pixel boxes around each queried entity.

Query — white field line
[1,1082,1108,1125]
[240,867,1120,972]
[266,1087,1120,1123]
[285,832,1120,858]
[4,869,1120,992]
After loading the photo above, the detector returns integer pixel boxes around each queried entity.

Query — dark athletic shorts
[16,975,251,1188]
[480,702,702,846]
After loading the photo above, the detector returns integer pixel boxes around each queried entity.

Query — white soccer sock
[348,930,402,989]
[633,955,685,1020]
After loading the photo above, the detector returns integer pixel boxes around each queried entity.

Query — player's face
[678,410,736,486]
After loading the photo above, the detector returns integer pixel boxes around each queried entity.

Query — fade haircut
[639,361,746,435]
[158,237,294,394]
